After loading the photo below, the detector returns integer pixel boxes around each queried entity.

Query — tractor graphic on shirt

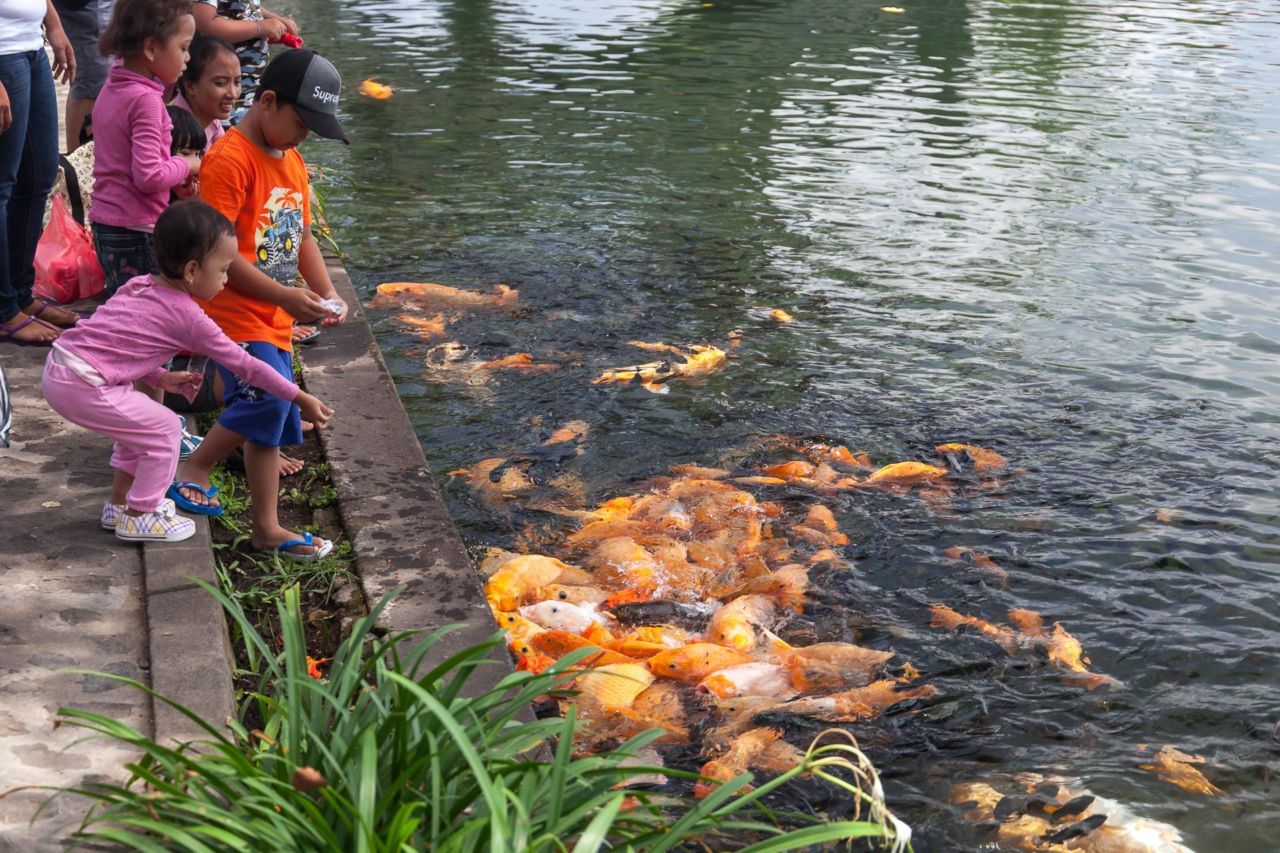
[253,187,305,281]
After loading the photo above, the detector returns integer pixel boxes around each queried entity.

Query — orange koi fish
[359,78,393,99]
[647,643,755,683]
[866,461,948,483]
[773,679,937,722]
[1137,745,1223,797]
[941,546,1009,586]
[530,630,638,668]
[705,595,776,652]
[483,554,577,611]
[697,662,796,699]
[935,442,1007,473]
[372,281,516,309]
[475,352,559,371]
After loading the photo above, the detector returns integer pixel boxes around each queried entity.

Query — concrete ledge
[141,519,236,745]
[305,257,509,691]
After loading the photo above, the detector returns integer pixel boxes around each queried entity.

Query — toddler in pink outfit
[43,201,333,542]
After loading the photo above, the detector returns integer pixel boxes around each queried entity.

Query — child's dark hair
[154,200,235,279]
[99,0,193,59]
[179,34,238,101]
[167,106,206,156]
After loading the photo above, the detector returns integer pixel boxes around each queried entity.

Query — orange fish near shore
[371,282,517,310]
[359,78,393,99]
[647,643,755,683]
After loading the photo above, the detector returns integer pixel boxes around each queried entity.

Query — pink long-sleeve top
[89,66,191,231]
[54,275,300,401]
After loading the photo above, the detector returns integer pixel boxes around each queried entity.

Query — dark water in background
[281,0,1279,846]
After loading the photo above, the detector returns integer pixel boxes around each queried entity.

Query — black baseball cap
[259,49,348,143]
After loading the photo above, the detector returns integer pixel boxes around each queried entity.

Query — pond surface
[285,0,1279,847]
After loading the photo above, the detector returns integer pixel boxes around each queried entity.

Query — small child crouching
[42,201,333,543]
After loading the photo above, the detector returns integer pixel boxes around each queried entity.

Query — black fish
[608,600,711,632]
[1043,814,1107,844]
[1052,795,1096,822]
[993,796,1023,821]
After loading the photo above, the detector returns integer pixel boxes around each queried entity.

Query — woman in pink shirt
[170,33,238,150]
[43,200,333,542]
[89,0,200,294]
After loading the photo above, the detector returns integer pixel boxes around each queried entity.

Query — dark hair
[167,105,206,156]
[99,0,193,59]
[154,200,235,278]
[179,34,238,101]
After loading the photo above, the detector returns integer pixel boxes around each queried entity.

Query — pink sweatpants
[42,358,181,513]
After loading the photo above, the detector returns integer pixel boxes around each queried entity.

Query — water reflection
[288,0,1280,847]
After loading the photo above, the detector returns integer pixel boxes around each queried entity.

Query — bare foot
[25,300,79,328]
[280,452,304,477]
[1,313,59,343]
[174,462,221,509]
[292,324,319,343]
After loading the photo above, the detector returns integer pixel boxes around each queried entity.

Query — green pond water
[282,0,1279,847]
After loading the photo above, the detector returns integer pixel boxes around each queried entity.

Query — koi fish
[1137,744,1223,796]
[779,643,895,692]
[866,461,948,483]
[607,600,713,633]
[935,442,1007,473]
[647,643,755,683]
[695,727,799,798]
[543,419,589,446]
[483,554,578,611]
[952,778,1195,853]
[372,281,517,309]
[772,679,937,722]
[359,78,393,99]
[475,352,559,371]
[669,464,731,479]
[705,595,776,652]
[697,662,796,699]
[575,663,655,711]
[722,565,809,612]
[534,584,613,606]
[586,537,661,590]
[530,630,637,668]
[761,460,816,480]
[789,504,850,548]
[519,600,610,634]
[395,313,446,339]
[769,308,794,323]
[941,546,1009,586]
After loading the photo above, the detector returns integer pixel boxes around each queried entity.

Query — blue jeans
[92,223,156,294]
[0,50,59,324]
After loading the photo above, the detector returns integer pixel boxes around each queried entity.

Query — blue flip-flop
[272,532,333,562]
[167,481,223,516]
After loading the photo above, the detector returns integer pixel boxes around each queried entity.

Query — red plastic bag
[34,194,105,303]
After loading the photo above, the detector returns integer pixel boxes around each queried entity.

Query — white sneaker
[101,502,124,530]
[115,501,196,543]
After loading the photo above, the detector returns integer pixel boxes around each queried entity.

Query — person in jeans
[51,0,114,151]
[0,0,80,346]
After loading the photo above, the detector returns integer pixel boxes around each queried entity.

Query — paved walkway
[0,342,152,851]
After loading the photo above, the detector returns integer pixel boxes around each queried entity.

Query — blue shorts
[215,341,302,448]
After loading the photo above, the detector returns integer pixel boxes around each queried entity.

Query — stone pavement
[0,343,152,850]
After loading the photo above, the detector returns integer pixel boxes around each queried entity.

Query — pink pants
[42,358,181,513]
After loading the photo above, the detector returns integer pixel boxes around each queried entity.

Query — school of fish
[370,283,1218,851]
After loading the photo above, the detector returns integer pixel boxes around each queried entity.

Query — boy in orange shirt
[174,49,346,560]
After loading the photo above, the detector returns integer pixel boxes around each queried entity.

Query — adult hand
[281,287,330,322]
[47,27,76,86]
[0,82,10,134]
[259,17,287,40]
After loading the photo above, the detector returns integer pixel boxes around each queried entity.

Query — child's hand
[181,153,202,176]
[319,296,347,327]
[157,370,202,396]
[296,392,333,430]
[277,16,300,36]
[282,287,330,322]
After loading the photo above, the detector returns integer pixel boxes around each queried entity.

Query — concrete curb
[141,518,236,746]
[304,257,510,691]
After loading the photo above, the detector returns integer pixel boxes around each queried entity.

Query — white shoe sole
[116,525,196,543]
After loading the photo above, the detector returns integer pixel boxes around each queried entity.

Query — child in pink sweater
[90,0,202,293]
[44,200,334,543]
